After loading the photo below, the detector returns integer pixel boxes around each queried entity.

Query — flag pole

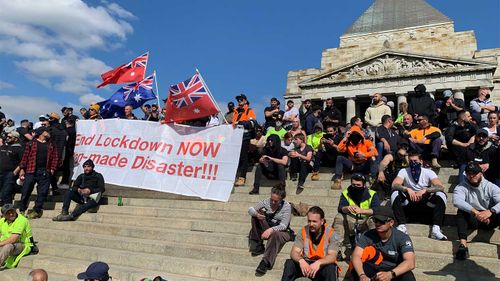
[196,68,228,124]
[153,71,162,111]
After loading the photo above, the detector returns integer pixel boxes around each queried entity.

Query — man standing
[233,94,257,186]
[248,184,292,275]
[321,98,343,128]
[224,102,235,124]
[0,204,33,269]
[18,127,59,219]
[470,87,497,127]
[47,112,67,195]
[408,84,436,122]
[281,206,339,281]
[453,162,500,260]
[334,174,380,259]
[299,99,313,129]
[264,97,283,131]
[61,107,79,127]
[304,106,322,135]
[122,105,138,120]
[407,115,442,168]
[53,159,105,221]
[60,118,77,186]
[437,90,464,128]
[283,100,299,129]
[0,131,23,205]
[350,206,416,281]
[16,119,33,147]
[365,93,391,140]
[391,152,447,240]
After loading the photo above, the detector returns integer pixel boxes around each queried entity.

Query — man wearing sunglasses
[351,206,416,281]
[334,173,380,260]
[391,152,447,240]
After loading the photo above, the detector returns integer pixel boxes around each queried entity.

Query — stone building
[285,0,500,122]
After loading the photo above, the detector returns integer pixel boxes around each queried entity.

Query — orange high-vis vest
[232,104,256,124]
[348,245,384,273]
[302,224,334,261]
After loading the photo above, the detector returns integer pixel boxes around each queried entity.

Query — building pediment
[299,50,497,87]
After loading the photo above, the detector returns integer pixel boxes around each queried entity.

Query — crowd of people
[0,83,498,280]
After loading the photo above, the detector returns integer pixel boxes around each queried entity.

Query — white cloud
[0,0,135,96]
[0,95,65,122]
[0,81,15,90]
[79,93,105,106]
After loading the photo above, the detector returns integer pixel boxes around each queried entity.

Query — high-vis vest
[348,245,384,273]
[302,224,334,261]
[342,189,376,219]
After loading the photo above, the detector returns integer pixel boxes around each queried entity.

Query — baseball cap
[371,206,395,221]
[90,103,100,112]
[1,203,16,215]
[235,94,247,101]
[61,106,68,113]
[7,131,20,139]
[465,162,482,175]
[443,90,453,98]
[39,115,48,121]
[476,128,489,136]
[77,261,110,280]
[47,112,60,120]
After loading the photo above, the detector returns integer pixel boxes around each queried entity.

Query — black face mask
[348,185,365,199]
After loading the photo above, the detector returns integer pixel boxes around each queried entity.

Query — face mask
[486,94,491,99]
[409,160,422,183]
[275,122,282,127]
[348,185,364,197]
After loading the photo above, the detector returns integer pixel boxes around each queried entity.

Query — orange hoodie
[337,131,378,163]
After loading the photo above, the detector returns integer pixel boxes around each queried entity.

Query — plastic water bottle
[117,196,123,206]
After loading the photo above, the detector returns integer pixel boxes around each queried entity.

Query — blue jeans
[0,171,16,205]
[19,169,51,212]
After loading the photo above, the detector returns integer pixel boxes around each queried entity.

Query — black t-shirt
[16,127,31,146]
[376,126,399,153]
[35,141,48,169]
[264,107,284,127]
[295,144,313,163]
[65,126,77,156]
[357,229,414,271]
[263,147,289,160]
[0,145,23,172]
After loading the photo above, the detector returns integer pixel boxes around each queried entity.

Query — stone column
[346,97,356,121]
[396,94,407,115]
[491,56,500,106]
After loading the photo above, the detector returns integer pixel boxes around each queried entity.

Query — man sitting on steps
[53,159,105,221]
[0,204,34,269]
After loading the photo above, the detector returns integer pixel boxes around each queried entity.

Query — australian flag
[98,74,156,118]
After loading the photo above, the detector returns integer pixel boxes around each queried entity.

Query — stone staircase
[0,165,499,281]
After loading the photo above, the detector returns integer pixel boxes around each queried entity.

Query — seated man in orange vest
[350,206,416,281]
[407,114,442,168]
[281,206,340,281]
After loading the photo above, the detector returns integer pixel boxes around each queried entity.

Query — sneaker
[396,224,408,235]
[455,244,469,260]
[27,210,43,219]
[330,179,342,190]
[311,172,320,181]
[52,212,74,222]
[430,226,448,241]
[255,259,270,275]
[290,174,298,181]
[234,177,246,186]
[431,158,441,168]
[249,187,259,195]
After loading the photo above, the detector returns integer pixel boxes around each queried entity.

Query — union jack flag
[169,72,207,108]
[96,52,149,88]
[122,52,148,70]
[123,74,154,101]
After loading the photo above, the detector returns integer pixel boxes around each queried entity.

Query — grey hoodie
[453,177,500,214]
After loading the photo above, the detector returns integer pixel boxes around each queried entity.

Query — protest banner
[73,119,243,202]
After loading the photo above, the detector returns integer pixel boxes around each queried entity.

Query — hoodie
[408,92,436,121]
[453,177,500,214]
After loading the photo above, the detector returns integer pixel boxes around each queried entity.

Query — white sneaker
[396,224,408,235]
[430,225,447,241]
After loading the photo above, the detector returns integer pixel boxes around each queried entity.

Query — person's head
[347,130,364,145]
[77,261,110,281]
[474,129,490,146]
[414,84,426,96]
[270,97,279,108]
[143,104,151,112]
[61,106,71,117]
[28,268,48,281]
[303,99,311,109]
[89,104,100,115]
[306,206,325,233]
[398,102,408,113]
[83,159,95,174]
[293,133,305,147]
[350,116,362,128]
[151,104,158,112]
[403,114,413,125]
[38,115,48,122]
[416,115,430,128]
[7,119,14,126]
[283,132,293,146]
[478,87,491,100]
[286,100,294,109]
[381,115,393,127]
[372,93,382,104]
[255,125,263,138]
[1,204,18,223]
[325,98,333,108]
[20,119,29,128]
[235,94,248,107]
[488,111,498,126]
[465,162,483,187]
[325,125,336,135]
[371,206,395,233]
[80,108,88,115]
[124,105,133,116]
[35,127,50,140]
[457,110,472,123]
[6,131,20,145]
[312,106,322,116]
[270,183,286,209]
[227,102,235,112]
[291,117,300,129]
[350,173,366,189]
[408,151,423,166]
[313,122,323,134]
[47,112,60,125]
[396,143,409,161]
[273,113,283,128]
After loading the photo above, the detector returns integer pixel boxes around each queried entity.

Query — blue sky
[0,0,499,123]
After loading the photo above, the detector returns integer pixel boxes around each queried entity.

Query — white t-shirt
[397,167,438,191]
[482,126,498,137]
[283,107,299,121]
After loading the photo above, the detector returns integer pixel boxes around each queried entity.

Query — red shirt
[20,140,59,174]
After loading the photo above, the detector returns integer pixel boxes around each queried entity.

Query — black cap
[20,119,29,124]
[271,97,278,102]
[372,206,395,221]
[235,94,247,101]
[227,101,234,107]
[77,261,109,280]
[83,159,95,168]
[465,162,482,175]
[476,128,489,136]
[61,106,68,113]
[351,173,366,184]
[414,84,426,93]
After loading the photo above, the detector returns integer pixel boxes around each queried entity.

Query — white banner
[73,119,243,202]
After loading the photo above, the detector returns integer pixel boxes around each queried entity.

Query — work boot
[255,259,270,275]
[249,187,259,195]
[311,172,320,181]
[330,179,342,190]
[27,209,43,219]
[455,244,469,260]
[234,177,246,186]
[431,158,441,168]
